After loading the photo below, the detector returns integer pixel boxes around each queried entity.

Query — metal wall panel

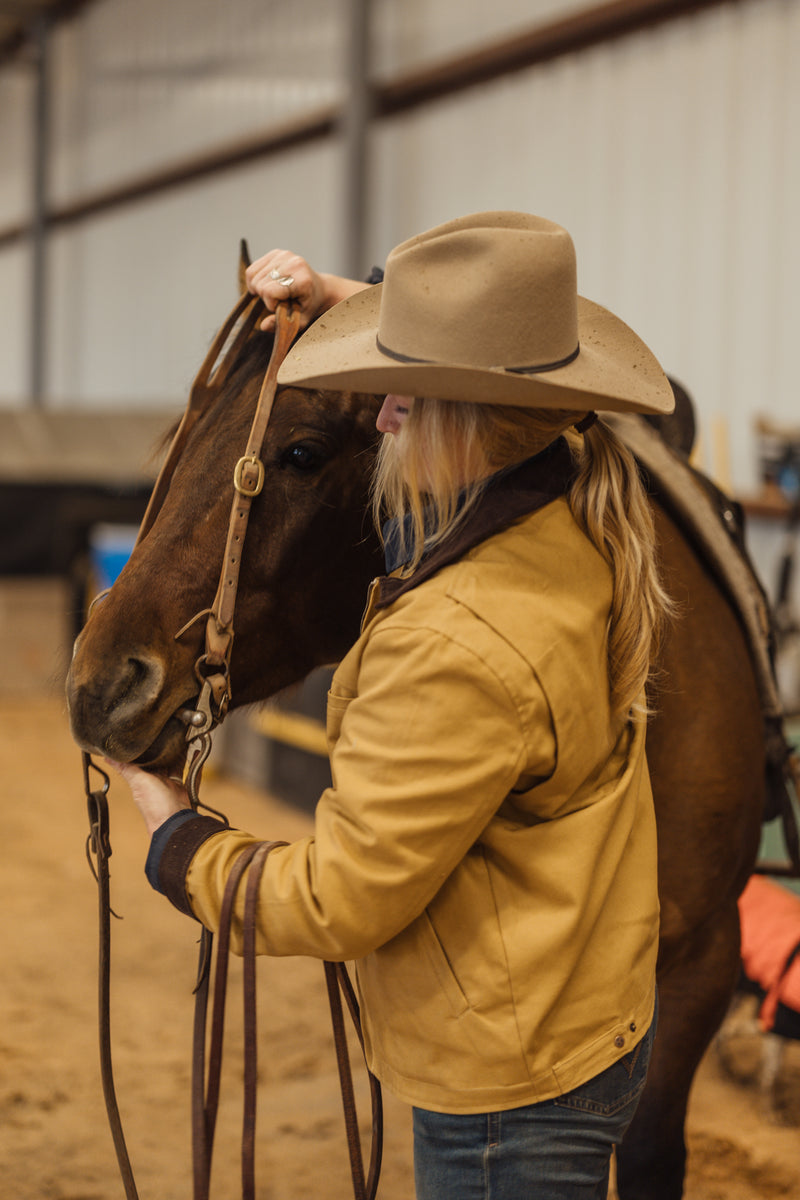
[0,64,33,225]
[0,0,797,502]
[0,243,30,397]
[370,0,800,493]
[372,0,589,77]
[45,140,345,405]
[48,0,347,202]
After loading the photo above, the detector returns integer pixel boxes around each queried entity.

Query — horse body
[617,501,764,1196]
[67,328,767,1199]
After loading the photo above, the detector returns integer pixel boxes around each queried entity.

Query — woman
[114,211,674,1198]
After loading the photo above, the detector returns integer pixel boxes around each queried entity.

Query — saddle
[604,400,800,876]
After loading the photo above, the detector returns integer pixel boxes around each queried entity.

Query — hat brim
[277,285,675,416]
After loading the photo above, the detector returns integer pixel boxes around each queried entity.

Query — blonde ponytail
[566,420,674,716]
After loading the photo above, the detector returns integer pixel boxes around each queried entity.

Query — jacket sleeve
[174,620,556,960]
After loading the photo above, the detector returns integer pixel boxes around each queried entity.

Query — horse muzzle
[66,637,197,770]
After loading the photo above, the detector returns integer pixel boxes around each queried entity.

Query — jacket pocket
[419,911,470,1018]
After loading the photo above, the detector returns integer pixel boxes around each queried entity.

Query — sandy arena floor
[0,581,798,1198]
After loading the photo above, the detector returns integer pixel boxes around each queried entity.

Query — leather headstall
[143,295,302,741]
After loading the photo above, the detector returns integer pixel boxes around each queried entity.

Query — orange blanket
[739,875,800,1031]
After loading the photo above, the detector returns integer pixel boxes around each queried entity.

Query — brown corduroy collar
[376,436,576,609]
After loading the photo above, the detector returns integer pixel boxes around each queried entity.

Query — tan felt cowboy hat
[277,211,674,416]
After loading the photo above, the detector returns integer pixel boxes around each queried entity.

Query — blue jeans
[412,1014,656,1199]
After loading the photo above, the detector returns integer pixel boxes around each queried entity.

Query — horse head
[67,322,383,770]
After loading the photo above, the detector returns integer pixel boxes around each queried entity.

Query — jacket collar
[377,435,575,608]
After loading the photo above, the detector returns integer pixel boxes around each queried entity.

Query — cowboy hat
[277,212,674,416]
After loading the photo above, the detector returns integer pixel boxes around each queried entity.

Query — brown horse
[67,318,767,1199]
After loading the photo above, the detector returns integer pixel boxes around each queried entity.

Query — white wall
[1,0,798,507]
[46,141,344,405]
[0,63,32,223]
[0,241,31,399]
[369,0,800,494]
[47,0,347,205]
[371,0,590,76]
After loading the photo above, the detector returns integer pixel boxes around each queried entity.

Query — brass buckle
[233,454,265,497]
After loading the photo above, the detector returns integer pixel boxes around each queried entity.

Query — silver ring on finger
[269,269,294,289]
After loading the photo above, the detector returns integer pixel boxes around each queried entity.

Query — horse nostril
[67,642,173,760]
[127,656,151,687]
[109,653,166,712]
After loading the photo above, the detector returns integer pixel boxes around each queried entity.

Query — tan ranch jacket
[175,476,660,1114]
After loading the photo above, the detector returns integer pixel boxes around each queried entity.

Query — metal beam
[0,0,735,251]
[376,0,731,115]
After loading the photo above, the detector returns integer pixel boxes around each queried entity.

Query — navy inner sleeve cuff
[146,809,209,892]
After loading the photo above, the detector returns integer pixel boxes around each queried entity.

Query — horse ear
[238,238,251,293]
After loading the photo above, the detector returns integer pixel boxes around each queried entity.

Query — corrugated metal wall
[370,0,589,75]
[370,0,800,493]
[47,0,347,202]
[0,62,35,399]
[0,0,798,500]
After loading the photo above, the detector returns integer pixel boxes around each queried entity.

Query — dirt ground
[0,582,798,1199]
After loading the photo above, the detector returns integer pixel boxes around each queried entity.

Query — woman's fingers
[245,249,322,331]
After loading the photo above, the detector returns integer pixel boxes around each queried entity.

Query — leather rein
[82,296,382,1200]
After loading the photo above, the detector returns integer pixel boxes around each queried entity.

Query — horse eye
[282,442,326,472]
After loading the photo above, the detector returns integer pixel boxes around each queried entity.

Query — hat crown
[277,209,675,418]
[378,213,579,372]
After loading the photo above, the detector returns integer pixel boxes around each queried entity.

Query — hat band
[375,336,580,375]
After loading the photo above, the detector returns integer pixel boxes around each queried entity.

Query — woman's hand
[245,249,368,333]
[106,759,191,837]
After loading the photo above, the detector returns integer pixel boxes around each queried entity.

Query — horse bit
[82,294,382,1200]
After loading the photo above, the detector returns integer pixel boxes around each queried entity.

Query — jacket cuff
[146,811,228,919]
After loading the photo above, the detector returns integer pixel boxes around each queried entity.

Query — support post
[29,15,50,407]
[341,0,372,279]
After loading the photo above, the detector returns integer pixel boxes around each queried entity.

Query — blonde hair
[371,398,673,717]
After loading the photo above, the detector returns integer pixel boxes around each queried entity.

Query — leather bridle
[83,296,383,1200]
[139,287,296,743]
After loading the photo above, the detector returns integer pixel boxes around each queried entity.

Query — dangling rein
[82,299,382,1200]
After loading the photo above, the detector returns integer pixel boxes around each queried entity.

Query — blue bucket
[89,523,140,590]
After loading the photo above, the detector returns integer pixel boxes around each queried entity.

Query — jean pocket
[553,1021,654,1118]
